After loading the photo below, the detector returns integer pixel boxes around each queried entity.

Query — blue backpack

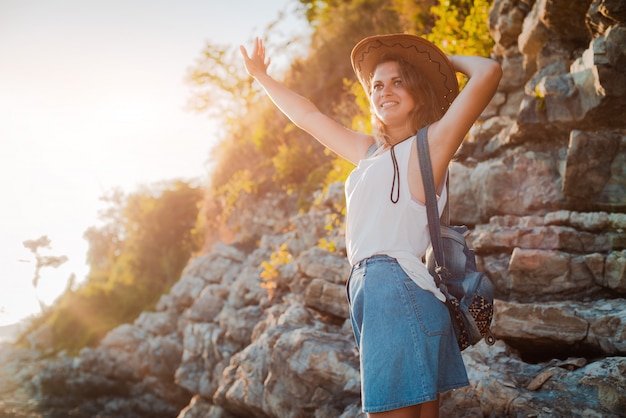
[417,126,496,351]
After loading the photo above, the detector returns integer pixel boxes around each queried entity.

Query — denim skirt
[346,255,469,413]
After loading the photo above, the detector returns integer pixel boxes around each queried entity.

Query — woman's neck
[386,127,416,146]
[378,133,415,151]
[386,123,415,145]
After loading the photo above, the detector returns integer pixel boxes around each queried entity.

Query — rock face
[1,0,625,417]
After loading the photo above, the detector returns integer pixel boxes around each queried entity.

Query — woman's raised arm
[427,55,502,185]
[240,37,373,164]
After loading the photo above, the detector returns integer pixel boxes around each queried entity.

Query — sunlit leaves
[185,42,254,122]
[22,236,68,289]
[216,169,258,220]
[21,180,204,354]
[426,0,494,58]
[260,243,292,299]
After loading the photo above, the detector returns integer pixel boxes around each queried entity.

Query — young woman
[240,34,501,418]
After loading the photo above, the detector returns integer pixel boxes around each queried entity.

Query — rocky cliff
[1,0,625,417]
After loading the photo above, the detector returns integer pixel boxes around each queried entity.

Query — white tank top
[345,135,447,302]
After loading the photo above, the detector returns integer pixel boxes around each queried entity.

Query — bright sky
[0,0,307,326]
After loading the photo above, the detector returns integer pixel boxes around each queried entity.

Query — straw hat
[351,33,459,114]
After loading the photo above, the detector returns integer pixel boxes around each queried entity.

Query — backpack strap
[441,172,450,226]
[416,127,449,285]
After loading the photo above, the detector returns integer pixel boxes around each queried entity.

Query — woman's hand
[238,36,373,164]
[240,37,271,79]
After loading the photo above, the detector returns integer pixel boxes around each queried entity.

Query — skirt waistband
[352,254,397,270]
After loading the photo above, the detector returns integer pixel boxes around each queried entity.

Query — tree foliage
[18,180,203,353]
[22,236,68,289]
[426,0,495,58]
[21,236,69,313]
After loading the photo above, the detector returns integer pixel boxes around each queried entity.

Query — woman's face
[370,61,416,129]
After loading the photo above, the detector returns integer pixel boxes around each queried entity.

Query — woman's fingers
[240,37,271,76]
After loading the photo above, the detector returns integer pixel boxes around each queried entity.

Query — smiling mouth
[381,101,398,108]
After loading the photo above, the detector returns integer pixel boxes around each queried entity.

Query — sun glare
[1,0,305,328]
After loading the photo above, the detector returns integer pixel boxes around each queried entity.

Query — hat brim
[351,34,458,114]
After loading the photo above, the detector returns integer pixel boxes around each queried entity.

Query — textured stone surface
[1,0,625,417]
